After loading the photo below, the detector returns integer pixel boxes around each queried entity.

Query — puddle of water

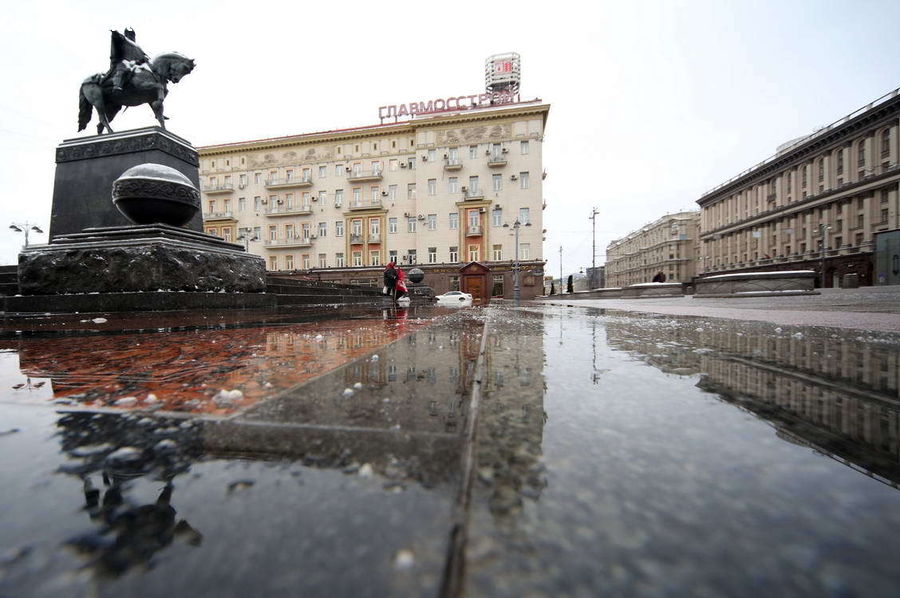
[465,305,900,597]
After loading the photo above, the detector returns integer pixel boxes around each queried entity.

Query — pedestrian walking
[383,262,399,299]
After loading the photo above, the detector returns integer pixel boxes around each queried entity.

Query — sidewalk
[541,286,900,333]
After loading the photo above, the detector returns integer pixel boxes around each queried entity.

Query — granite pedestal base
[50,128,203,240]
[19,224,266,295]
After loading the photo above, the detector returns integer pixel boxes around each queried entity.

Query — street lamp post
[237,227,259,252]
[503,219,530,303]
[9,221,43,248]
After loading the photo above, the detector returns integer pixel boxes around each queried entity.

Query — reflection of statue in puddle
[69,476,202,577]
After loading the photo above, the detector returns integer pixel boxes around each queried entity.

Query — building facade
[198,102,549,298]
[604,211,700,287]
[696,88,900,287]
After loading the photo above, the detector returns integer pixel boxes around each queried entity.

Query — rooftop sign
[378,91,519,123]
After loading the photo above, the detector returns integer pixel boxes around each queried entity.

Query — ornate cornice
[57,129,199,166]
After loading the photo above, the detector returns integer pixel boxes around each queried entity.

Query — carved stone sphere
[112,164,200,227]
[407,267,425,284]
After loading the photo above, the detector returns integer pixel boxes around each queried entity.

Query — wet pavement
[1,302,899,596]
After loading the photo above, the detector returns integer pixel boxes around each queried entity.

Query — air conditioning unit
[238,184,245,189]
[443,154,448,159]
[403,212,410,218]
[494,204,502,210]
[417,214,425,221]
[381,191,388,197]
[345,166,352,172]
[461,186,468,192]
[422,155,428,161]
[311,196,317,201]
[479,208,486,214]
[261,199,268,204]
[277,199,284,204]
[501,148,508,154]
[400,162,407,168]
[485,150,491,156]
[309,235,317,240]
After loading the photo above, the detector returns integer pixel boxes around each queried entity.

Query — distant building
[197,100,549,299]
[605,212,700,287]
[696,87,899,287]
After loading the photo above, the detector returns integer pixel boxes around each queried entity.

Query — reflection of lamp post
[503,219,531,303]
[818,223,831,287]
[9,221,43,248]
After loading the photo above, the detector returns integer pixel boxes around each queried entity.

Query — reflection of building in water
[604,317,900,486]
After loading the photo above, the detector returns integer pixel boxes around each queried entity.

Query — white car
[435,290,473,305]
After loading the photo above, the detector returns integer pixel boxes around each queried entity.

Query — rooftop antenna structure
[485,52,521,99]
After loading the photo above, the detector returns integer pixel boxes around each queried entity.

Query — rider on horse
[105,28,150,94]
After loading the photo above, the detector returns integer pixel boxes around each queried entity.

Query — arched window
[857,139,866,167]
[882,128,892,157]
[817,158,824,182]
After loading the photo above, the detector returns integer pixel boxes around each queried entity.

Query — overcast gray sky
[2,0,898,278]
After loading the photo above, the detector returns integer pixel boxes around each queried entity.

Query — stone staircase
[266,275,386,307]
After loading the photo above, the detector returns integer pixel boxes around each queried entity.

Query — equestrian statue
[78,28,195,135]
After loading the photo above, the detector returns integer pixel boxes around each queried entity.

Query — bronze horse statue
[78,30,195,134]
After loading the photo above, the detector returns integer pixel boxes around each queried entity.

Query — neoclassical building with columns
[605,211,700,287]
[696,88,899,287]
[198,101,549,299]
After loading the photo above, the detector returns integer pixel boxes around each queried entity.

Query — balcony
[203,184,234,194]
[466,226,483,237]
[444,158,463,171]
[264,204,312,217]
[349,234,364,245]
[487,152,508,167]
[346,169,383,182]
[265,176,313,189]
[204,211,236,222]
[265,237,312,248]
[348,199,383,211]
[368,234,382,243]
[462,188,484,201]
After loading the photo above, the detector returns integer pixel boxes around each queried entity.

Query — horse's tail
[77,75,101,132]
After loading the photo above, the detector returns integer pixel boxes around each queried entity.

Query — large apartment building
[605,211,700,287]
[198,101,549,298]
[696,87,899,287]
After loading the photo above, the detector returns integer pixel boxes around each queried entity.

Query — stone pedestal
[50,128,202,240]
[19,224,265,295]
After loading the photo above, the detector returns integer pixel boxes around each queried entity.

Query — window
[302,192,311,208]
[239,174,247,187]
[881,208,889,223]
[370,185,379,202]
[427,149,436,162]
[353,188,361,206]
[519,207,530,225]
[469,145,478,159]
[283,254,294,270]
[254,172,262,184]
[318,222,327,238]
[520,140,529,155]
[268,225,277,241]
[449,213,459,230]
[370,218,380,237]
[427,214,437,230]
[269,256,278,270]
[335,221,344,237]
[492,275,504,297]
[882,129,892,157]
[492,209,502,227]
[492,174,502,192]
[389,250,398,263]
[238,197,246,212]
[520,171,530,189]
[351,219,362,236]
[388,217,398,233]
[449,247,459,262]
[318,165,327,179]
[302,254,310,269]
[336,252,345,267]
[407,183,416,199]
[388,184,398,200]
[334,189,343,207]
[468,244,480,261]
[407,157,416,170]
[335,164,344,177]
[468,176,479,194]
[352,251,362,266]
[858,140,866,167]
[493,244,502,260]
[836,150,844,174]
[301,223,311,240]
[389,159,398,172]
[428,178,437,196]
[318,190,327,203]
[520,243,531,260]
[857,214,864,229]
[407,249,417,264]
[370,250,381,266]
[314,253,324,268]
[208,200,215,213]
[407,217,417,233]
[285,169,293,182]
[468,209,480,229]
[448,177,459,193]
[222,199,230,212]
[372,161,381,174]
[222,227,232,242]
[428,247,437,263]
[450,275,460,291]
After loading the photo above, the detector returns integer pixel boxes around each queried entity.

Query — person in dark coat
[652,271,667,283]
